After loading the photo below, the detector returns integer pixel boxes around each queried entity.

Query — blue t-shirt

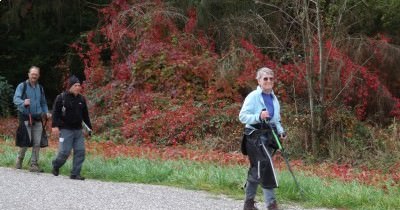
[262,92,274,118]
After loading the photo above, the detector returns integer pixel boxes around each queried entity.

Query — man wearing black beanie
[51,75,92,180]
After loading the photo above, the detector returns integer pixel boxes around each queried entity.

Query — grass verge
[1,137,399,210]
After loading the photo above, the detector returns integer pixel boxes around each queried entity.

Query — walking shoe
[15,158,23,169]
[52,167,59,176]
[267,201,278,210]
[29,164,44,173]
[70,175,85,180]
[243,198,258,210]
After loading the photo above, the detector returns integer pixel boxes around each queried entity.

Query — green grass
[1,138,399,210]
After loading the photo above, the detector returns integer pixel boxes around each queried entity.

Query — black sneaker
[70,175,85,180]
[15,158,23,169]
[29,164,44,173]
[267,201,278,210]
[52,167,59,176]
[243,199,258,210]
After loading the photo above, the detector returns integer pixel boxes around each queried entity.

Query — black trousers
[245,129,278,189]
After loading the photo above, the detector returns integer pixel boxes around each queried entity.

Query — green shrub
[0,76,13,117]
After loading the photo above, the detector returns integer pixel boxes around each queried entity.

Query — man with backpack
[13,66,51,172]
[51,75,92,180]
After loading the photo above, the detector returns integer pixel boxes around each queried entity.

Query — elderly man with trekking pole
[239,67,287,210]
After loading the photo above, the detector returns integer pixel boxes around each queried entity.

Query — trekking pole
[25,103,33,149]
[261,111,305,198]
[41,113,48,132]
[25,104,32,126]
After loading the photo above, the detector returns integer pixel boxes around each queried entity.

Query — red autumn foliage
[71,0,242,148]
[68,0,399,160]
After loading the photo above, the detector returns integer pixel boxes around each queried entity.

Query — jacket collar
[25,80,38,88]
[256,85,275,96]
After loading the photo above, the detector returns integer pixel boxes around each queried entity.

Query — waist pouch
[19,112,43,121]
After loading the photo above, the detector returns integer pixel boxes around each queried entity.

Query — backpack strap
[78,94,86,103]
[60,92,85,115]
[61,92,66,117]
[22,81,44,99]
[61,92,65,106]
[39,84,44,96]
[22,81,27,100]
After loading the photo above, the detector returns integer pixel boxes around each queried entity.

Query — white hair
[256,67,274,80]
[29,66,40,73]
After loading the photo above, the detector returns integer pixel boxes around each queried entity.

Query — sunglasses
[262,77,274,81]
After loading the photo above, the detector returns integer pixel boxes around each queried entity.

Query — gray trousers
[52,129,85,176]
[17,121,43,165]
[245,180,276,207]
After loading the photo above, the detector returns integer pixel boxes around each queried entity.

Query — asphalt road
[0,167,243,210]
[0,167,333,210]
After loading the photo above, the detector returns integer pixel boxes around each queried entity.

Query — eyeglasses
[262,77,274,82]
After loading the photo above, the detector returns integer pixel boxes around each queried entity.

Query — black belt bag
[241,127,279,155]
[19,112,44,121]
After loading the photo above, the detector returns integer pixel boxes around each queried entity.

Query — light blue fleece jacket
[239,86,285,134]
[13,80,49,116]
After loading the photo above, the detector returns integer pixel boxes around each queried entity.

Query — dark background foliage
[1,0,399,106]
[0,0,110,107]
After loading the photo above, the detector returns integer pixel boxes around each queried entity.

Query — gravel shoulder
[0,167,332,210]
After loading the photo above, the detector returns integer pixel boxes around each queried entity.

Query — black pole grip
[261,108,271,121]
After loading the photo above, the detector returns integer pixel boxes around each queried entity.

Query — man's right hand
[260,110,270,120]
[24,99,30,107]
[52,127,60,137]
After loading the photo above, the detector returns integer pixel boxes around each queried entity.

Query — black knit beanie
[68,75,81,89]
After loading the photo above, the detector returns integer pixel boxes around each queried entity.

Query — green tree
[0,76,13,117]
[0,0,110,104]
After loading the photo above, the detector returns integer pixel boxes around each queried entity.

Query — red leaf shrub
[69,0,399,156]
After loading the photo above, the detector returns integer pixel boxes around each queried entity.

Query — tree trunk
[315,0,325,154]
[302,0,318,156]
